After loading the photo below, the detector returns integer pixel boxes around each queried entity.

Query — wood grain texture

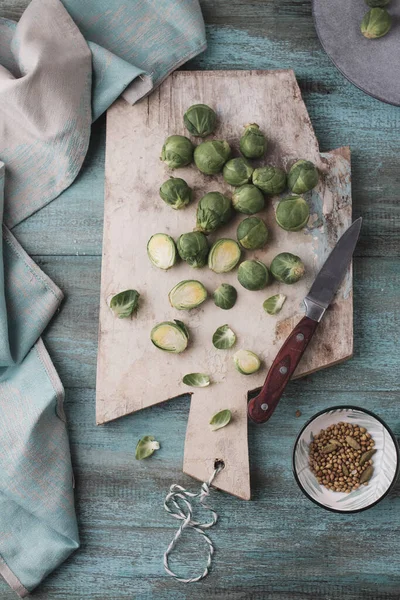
[2,0,400,597]
[100,69,351,499]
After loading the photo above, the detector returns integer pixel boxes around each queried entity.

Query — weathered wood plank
[2,0,400,597]
[99,69,353,499]
[0,387,399,599]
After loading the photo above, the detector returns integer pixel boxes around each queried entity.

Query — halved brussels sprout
[263,293,287,315]
[270,252,305,284]
[223,157,254,186]
[110,289,140,318]
[252,166,287,195]
[212,324,236,349]
[161,135,194,169]
[147,233,177,270]
[239,123,266,159]
[183,373,211,387]
[361,7,392,38]
[208,239,241,273]
[233,349,261,375]
[275,196,310,231]
[213,283,238,310]
[183,104,217,137]
[177,232,209,268]
[232,184,265,215]
[209,409,232,431]
[135,436,160,460]
[150,320,189,353]
[288,160,319,194]
[237,217,269,250]
[194,140,231,175]
[196,192,233,234]
[159,177,192,210]
[168,280,208,310]
[237,260,270,291]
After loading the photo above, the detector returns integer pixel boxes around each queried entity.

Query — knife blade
[247,217,362,424]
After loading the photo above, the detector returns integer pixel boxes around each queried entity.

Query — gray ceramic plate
[313,0,400,106]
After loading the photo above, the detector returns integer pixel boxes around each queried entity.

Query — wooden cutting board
[97,70,352,500]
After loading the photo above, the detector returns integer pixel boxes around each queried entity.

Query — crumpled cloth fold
[0,0,206,595]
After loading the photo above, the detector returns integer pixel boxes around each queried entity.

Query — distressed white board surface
[98,70,352,500]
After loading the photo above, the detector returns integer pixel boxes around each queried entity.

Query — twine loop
[163,464,223,582]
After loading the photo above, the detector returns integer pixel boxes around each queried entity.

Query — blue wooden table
[1,1,400,598]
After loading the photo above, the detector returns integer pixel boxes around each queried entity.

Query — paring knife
[248,217,362,424]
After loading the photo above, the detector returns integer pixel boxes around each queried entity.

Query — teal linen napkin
[0,0,206,595]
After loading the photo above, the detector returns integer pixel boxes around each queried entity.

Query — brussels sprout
[288,160,319,194]
[210,409,232,431]
[161,135,194,169]
[159,177,192,210]
[151,319,189,353]
[365,0,390,6]
[275,196,310,231]
[252,166,287,195]
[270,252,305,284]
[196,192,233,234]
[232,184,265,215]
[223,158,254,186]
[183,104,217,137]
[239,123,266,159]
[213,283,237,310]
[183,373,211,387]
[135,436,160,460]
[361,7,391,38]
[110,289,140,318]
[168,280,208,310]
[212,324,236,349]
[237,217,269,250]
[208,239,241,273]
[194,140,231,175]
[263,293,287,315]
[177,232,209,268]
[147,233,177,270]
[233,349,261,375]
[237,260,270,291]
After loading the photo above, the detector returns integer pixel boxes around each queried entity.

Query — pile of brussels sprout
[112,103,321,376]
[360,0,392,39]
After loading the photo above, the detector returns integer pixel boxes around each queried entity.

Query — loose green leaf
[110,289,140,318]
[135,435,160,460]
[213,283,237,310]
[263,294,287,315]
[209,409,232,431]
[212,325,236,350]
[183,373,211,387]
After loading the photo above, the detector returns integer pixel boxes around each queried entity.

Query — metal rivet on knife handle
[247,218,362,425]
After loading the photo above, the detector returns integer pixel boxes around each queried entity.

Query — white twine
[163,464,223,583]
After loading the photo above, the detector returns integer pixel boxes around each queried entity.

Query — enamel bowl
[293,406,399,513]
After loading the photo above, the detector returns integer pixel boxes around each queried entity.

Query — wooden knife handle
[247,316,319,424]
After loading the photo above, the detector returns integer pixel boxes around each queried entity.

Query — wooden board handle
[183,388,251,500]
[248,316,319,424]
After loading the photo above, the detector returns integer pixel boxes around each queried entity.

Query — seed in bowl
[308,422,376,493]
